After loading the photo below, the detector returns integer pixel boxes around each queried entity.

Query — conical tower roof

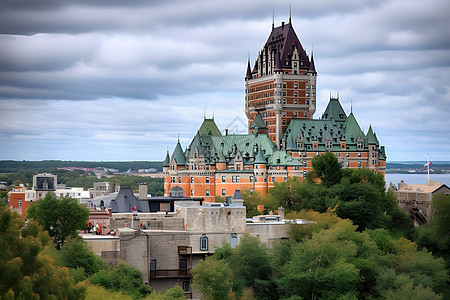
[170,140,186,166]
[245,59,252,80]
[308,52,317,74]
[162,150,170,167]
[251,113,267,130]
[366,125,379,145]
[253,147,267,164]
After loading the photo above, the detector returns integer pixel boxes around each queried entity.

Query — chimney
[225,129,228,136]
[139,183,148,200]
[282,21,285,29]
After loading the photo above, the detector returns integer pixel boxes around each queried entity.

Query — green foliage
[144,285,185,300]
[311,152,343,187]
[192,256,233,300]
[90,261,152,299]
[241,189,278,217]
[27,192,89,250]
[193,235,276,300]
[60,236,105,277]
[0,160,163,173]
[0,191,8,206]
[0,206,86,299]
[85,284,133,300]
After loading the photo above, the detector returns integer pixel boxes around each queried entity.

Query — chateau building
[245,17,317,147]
[163,18,386,201]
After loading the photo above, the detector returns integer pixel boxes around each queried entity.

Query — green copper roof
[162,150,170,167]
[198,118,222,136]
[343,112,364,144]
[322,97,347,122]
[171,140,186,165]
[267,150,302,166]
[253,147,267,164]
[251,113,267,129]
[210,134,276,161]
[365,125,379,145]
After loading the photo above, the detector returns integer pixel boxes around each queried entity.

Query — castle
[163,18,386,202]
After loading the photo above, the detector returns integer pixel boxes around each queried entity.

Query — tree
[27,192,89,250]
[90,261,152,299]
[311,152,342,187]
[60,236,105,277]
[145,285,185,300]
[191,256,233,300]
[0,207,85,299]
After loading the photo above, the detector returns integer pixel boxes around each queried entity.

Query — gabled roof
[198,118,222,137]
[343,112,364,144]
[322,97,347,123]
[171,140,186,165]
[251,113,267,129]
[110,186,141,213]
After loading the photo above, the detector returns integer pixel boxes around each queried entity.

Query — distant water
[385,173,450,187]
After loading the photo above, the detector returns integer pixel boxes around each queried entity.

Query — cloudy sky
[1,0,449,162]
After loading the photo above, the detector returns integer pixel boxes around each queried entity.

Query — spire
[171,140,186,166]
[163,150,170,167]
[245,58,252,80]
[308,52,316,74]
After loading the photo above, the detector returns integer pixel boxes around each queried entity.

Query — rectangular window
[178,177,181,183]
[294,91,298,97]
[306,92,310,97]
[272,177,276,182]
[283,83,287,88]
[183,281,190,293]
[250,176,253,182]
[205,189,210,196]
[294,83,298,89]
[200,235,208,251]
[160,203,170,212]
[18,200,22,207]
[191,177,194,183]
[222,189,226,196]
[205,177,210,183]
[222,176,225,183]
[236,176,240,183]
[191,189,194,196]
[294,99,298,104]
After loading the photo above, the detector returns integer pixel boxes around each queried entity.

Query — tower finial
[351,99,353,113]
[204,107,206,119]
[272,10,275,30]
[213,108,215,120]
[177,132,180,142]
[289,3,292,24]
[337,91,339,100]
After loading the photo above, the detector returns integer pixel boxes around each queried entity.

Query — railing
[150,269,191,279]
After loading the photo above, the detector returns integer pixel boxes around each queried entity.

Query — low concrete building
[391,179,450,225]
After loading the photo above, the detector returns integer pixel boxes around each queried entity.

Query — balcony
[178,246,192,255]
[150,269,191,279]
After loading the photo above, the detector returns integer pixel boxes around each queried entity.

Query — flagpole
[427,153,430,181]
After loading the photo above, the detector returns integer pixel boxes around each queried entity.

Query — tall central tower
[245,18,317,147]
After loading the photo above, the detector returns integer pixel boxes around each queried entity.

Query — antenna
[350,98,353,113]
